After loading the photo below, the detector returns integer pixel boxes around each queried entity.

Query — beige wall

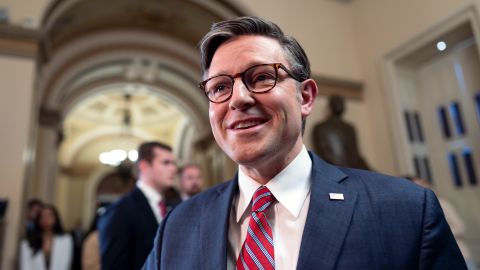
[0,0,51,27]
[239,0,363,81]
[0,56,35,270]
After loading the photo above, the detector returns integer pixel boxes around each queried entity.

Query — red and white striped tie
[236,186,275,270]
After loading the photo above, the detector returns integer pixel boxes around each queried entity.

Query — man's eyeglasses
[198,63,302,103]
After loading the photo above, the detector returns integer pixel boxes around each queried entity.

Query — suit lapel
[296,153,358,270]
[133,187,158,226]
[200,176,238,270]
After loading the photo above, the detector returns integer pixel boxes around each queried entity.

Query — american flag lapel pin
[329,193,344,200]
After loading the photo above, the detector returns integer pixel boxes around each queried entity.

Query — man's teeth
[235,120,261,129]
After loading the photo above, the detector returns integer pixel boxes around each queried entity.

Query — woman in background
[20,204,73,270]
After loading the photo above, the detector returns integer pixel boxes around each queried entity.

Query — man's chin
[229,151,267,167]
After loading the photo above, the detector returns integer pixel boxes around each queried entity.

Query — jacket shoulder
[105,188,144,213]
[339,167,424,196]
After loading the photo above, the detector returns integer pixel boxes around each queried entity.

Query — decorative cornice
[312,74,364,100]
[59,163,102,176]
[0,24,39,58]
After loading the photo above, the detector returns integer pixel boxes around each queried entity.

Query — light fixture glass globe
[128,150,138,161]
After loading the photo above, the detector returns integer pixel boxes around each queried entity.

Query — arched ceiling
[59,86,189,168]
[40,0,245,59]
[39,0,244,176]
[65,86,182,128]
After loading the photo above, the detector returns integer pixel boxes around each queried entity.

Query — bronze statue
[312,95,370,170]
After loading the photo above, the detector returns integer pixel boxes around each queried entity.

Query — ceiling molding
[39,30,200,107]
[312,73,364,100]
[39,0,246,59]
[0,24,39,58]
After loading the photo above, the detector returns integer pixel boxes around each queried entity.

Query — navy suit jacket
[143,152,467,269]
[99,187,179,270]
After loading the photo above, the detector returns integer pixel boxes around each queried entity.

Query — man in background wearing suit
[143,16,467,269]
[99,141,179,270]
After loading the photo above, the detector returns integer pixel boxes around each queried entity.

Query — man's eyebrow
[207,70,229,77]
[206,61,270,77]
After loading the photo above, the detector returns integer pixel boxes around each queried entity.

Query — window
[413,112,425,142]
[437,106,451,138]
[404,111,414,142]
[422,157,433,184]
[413,156,421,179]
[448,153,463,187]
[449,101,466,136]
[463,149,477,185]
[475,93,480,126]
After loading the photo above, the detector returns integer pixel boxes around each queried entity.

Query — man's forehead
[184,166,200,173]
[153,147,172,157]
[208,35,287,75]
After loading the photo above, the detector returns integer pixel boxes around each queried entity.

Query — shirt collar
[137,179,163,204]
[236,146,312,222]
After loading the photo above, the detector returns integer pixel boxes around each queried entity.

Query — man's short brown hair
[137,141,172,164]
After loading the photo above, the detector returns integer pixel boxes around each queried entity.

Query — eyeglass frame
[198,63,303,103]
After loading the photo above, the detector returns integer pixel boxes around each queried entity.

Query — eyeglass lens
[205,64,277,102]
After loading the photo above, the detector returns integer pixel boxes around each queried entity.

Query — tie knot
[251,186,274,212]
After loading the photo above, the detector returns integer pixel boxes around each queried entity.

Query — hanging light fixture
[99,93,138,166]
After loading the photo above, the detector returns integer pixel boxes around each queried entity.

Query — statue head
[328,95,345,117]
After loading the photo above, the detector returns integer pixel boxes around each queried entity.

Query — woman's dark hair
[26,205,65,254]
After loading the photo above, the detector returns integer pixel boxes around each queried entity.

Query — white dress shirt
[227,146,312,270]
[137,180,164,224]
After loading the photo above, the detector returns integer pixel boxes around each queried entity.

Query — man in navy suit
[99,142,180,270]
[143,17,467,269]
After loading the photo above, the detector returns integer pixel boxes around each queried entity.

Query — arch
[39,30,202,106]
[39,0,246,55]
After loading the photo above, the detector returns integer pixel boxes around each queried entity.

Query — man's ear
[138,159,149,172]
[300,79,318,117]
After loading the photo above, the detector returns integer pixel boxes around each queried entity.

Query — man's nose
[229,78,254,110]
